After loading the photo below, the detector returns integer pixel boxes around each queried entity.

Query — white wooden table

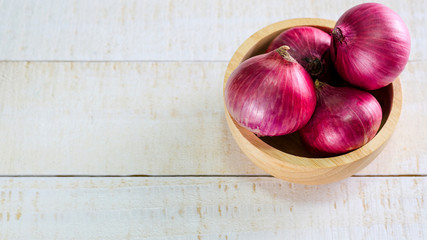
[0,0,426,239]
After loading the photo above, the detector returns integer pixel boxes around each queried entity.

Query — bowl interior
[226,19,397,160]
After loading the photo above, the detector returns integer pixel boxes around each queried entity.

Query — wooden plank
[0,177,426,239]
[0,61,258,175]
[0,0,424,61]
[0,61,424,175]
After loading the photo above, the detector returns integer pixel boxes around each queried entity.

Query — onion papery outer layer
[267,26,338,84]
[299,81,382,156]
[331,3,411,90]
[225,46,316,136]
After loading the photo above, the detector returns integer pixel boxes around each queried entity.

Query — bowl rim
[223,18,402,169]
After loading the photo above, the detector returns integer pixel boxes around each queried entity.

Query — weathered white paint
[0,0,424,61]
[0,61,257,175]
[0,62,424,175]
[0,177,425,239]
[0,0,425,238]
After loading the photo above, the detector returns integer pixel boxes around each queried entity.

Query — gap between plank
[0,60,228,63]
[0,174,425,178]
[0,59,423,63]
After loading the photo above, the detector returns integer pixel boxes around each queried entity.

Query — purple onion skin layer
[225,46,316,136]
[267,27,338,84]
[299,81,382,156]
[331,3,411,90]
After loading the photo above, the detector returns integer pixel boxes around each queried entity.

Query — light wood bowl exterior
[223,18,403,185]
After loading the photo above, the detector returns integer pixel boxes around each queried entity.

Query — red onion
[299,80,382,155]
[225,46,316,136]
[331,3,411,90]
[267,27,338,84]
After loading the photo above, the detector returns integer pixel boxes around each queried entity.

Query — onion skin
[331,3,411,90]
[267,27,338,84]
[299,81,382,156]
[225,46,316,136]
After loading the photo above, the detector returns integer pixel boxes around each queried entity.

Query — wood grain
[0,177,425,239]
[0,61,424,175]
[0,0,424,238]
[0,61,258,175]
[0,0,424,61]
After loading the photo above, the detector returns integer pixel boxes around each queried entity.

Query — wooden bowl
[223,18,402,185]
